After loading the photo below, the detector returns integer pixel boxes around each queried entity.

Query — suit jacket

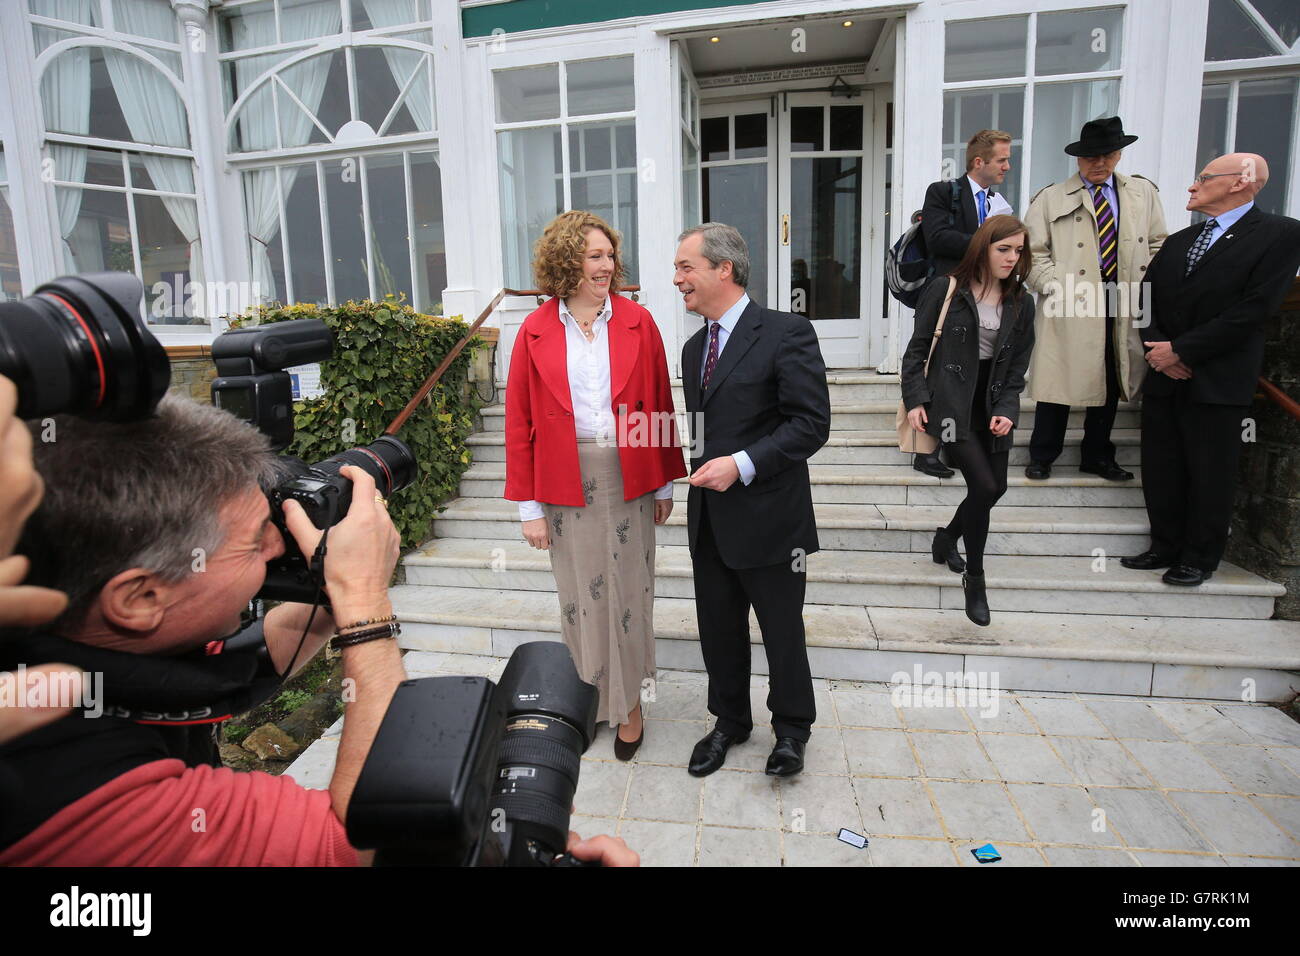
[504,294,687,507]
[681,300,831,570]
[1140,206,1300,406]
[920,177,1000,277]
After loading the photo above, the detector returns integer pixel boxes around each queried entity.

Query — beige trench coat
[1023,171,1168,405]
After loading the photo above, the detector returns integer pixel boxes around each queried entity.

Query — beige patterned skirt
[542,439,657,727]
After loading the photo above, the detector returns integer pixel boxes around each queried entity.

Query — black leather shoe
[1120,551,1174,571]
[1024,461,1052,480]
[614,707,643,761]
[932,526,966,573]
[962,571,991,626]
[1080,461,1135,481]
[913,453,954,479]
[688,728,749,777]
[765,737,806,776]
[1163,565,1214,587]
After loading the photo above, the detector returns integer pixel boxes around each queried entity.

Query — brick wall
[167,349,217,404]
[1228,279,1300,620]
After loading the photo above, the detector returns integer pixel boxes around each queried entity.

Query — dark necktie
[1184,218,1218,275]
[1092,185,1118,283]
[701,320,721,389]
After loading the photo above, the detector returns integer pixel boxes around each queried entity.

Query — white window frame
[941,4,1130,212]
[490,39,638,288]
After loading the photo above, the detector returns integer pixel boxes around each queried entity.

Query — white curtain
[39,1,96,270]
[360,0,434,131]
[232,4,339,302]
[101,31,204,290]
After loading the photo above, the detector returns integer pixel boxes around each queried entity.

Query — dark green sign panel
[463,0,753,38]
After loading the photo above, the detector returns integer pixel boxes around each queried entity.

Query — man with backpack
[902,129,1015,477]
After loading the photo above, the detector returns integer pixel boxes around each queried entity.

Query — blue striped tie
[1092,185,1118,283]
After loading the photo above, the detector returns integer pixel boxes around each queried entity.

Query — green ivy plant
[228,295,482,549]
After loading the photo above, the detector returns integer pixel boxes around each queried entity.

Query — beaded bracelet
[337,613,397,632]
[330,621,401,650]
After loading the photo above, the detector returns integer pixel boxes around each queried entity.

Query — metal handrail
[1259,377,1300,422]
[385,285,641,435]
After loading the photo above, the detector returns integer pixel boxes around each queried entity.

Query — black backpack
[885,180,961,309]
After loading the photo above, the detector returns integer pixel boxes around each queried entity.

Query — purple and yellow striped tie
[1092,184,1118,283]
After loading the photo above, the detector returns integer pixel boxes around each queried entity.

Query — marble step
[495,373,905,404]
[475,399,1141,434]
[454,463,1148,508]
[430,498,1151,556]
[387,585,1300,701]
[401,539,1280,619]
[466,429,1142,467]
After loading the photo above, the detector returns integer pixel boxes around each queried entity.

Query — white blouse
[517,296,676,521]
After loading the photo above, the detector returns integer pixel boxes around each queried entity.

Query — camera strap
[0,624,285,725]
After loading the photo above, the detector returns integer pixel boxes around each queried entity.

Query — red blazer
[504,294,687,508]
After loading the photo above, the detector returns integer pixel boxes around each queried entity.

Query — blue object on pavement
[971,843,1002,863]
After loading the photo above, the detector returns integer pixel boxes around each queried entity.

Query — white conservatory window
[220,0,443,311]
[1199,0,1300,216]
[0,146,21,302]
[31,0,204,326]
[495,55,638,289]
[942,7,1124,212]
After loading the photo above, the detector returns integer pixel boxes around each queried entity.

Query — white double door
[698,91,876,368]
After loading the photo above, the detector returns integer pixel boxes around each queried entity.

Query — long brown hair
[532,210,625,299]
[949,214,1031,304]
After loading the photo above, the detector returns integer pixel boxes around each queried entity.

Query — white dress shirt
[967,175,1014,223]
[518,296,675,522]
[698,293,756,486]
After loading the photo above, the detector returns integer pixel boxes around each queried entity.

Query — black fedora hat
[1064,116,1138,157]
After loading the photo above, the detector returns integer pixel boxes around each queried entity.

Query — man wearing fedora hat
[1022,116,1167,482]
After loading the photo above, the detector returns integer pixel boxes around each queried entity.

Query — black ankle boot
[932,527,966,573]
[962,571,991,626]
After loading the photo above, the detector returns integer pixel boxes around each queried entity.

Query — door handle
[782,213,790,246]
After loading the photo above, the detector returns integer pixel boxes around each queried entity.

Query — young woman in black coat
[900,215,1036,626]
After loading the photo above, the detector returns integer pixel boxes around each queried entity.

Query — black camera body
[347,641,600,866]
[210,317,416,605]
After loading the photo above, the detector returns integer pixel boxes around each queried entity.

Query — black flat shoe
[962,571,991,627]
[1120,550,1174,570]
[1024,462,1052,480]
[765,737,806,776]
[913,454,954,479]
[1080,461,1135,482]
[932,526,966,573]
[614,707,643,761]
[688,728,749,777]
[1163,565,1213,587]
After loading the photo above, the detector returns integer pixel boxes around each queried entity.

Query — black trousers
[691,496,816,741]
[1140,389,1249,572]
[1029,305,1120,467]
[945,359,1010,575]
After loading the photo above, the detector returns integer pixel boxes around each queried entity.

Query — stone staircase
[389,373,1300,701]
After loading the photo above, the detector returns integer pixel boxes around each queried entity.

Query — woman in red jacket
[505,211,686,760]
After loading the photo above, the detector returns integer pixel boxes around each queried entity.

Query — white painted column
[886,2,944,373]
[173,0,249,324]
[0,0,61,291]
[634,23,681,373]
[430,0,481,325]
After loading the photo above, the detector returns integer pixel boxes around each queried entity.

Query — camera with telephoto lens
[209,318,417,605]
[0,272,170,422]
[347,640,601,866]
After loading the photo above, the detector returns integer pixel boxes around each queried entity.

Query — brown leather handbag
[896,277,957,454]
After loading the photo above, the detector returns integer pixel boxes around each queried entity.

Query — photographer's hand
[565,831,640,867]
[282,464,405,859]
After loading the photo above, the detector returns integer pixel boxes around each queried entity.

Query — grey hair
[678,222,750,289]
[21,393,287,630]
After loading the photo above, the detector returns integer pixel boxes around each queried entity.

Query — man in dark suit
[675,222,830,777]
[1123,152,1300,586]
[913,129,1014,478]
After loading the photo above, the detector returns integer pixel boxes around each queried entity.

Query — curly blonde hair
[531,210,625,299]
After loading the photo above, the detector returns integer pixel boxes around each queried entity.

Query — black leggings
[944,360,1009,575]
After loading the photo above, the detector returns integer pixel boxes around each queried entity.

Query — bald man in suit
[1124,153,1300,586]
